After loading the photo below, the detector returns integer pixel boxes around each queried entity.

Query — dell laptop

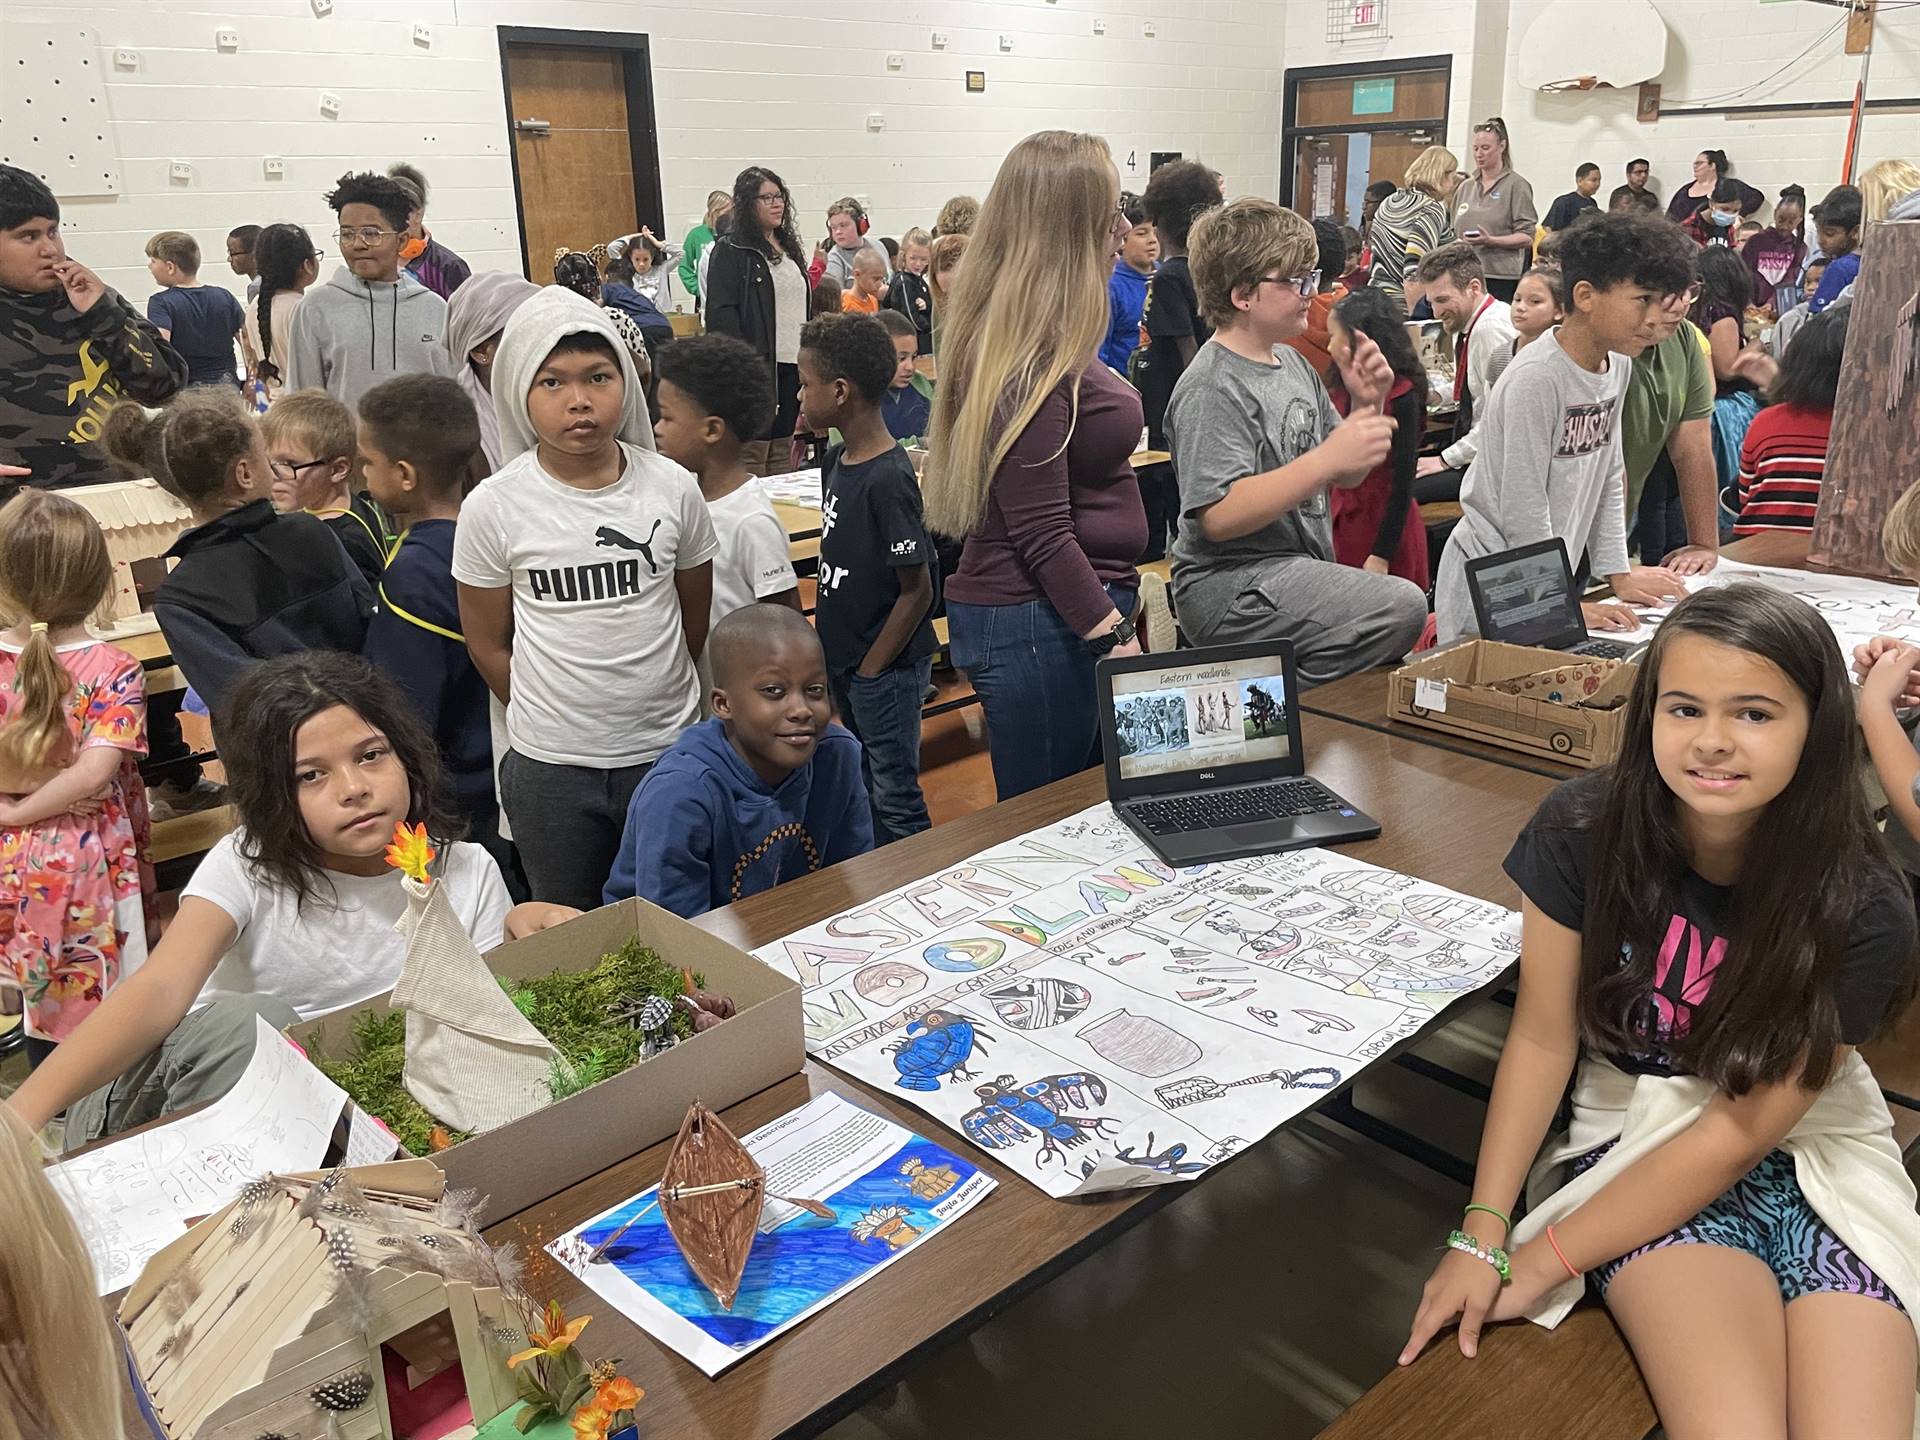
[1464,538,1645,660]
[1095,639,1380,866]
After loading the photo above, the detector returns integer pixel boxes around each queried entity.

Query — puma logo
[594,520,664,574]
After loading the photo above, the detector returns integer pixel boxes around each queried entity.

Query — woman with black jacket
[704,165,809,475]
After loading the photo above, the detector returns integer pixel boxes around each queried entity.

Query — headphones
[833,197,869,235]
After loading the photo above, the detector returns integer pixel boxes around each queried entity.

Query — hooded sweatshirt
[0,284,187,487]
[602,717,873,917]
[444,271,540,475]
[284,265,452,408]
[155,499,374,719]
[489,287,656,463]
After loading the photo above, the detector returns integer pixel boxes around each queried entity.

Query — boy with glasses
[261,389,392,585]
[1166,197,1427,687]
[285,171,451,407]
[1621,259,1721,575]
[1432,211,1697,645]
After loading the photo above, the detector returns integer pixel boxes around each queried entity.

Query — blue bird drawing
[886,1009,994,1091]
[961,1072,1120,1167]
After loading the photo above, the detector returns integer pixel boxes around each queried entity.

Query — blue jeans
[830,659,933,846]
[948,582,1137,802]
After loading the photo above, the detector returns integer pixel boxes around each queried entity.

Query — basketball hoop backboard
[1518,0,1668,91]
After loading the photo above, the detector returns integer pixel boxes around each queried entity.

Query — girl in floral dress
[0,490,151,1065]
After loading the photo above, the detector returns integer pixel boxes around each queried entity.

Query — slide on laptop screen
[1109,654,1293,783]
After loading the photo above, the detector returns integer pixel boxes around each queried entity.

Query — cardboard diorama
[1388,642,1637,768]
[292,836,804,1223]
[63,477,191,629]
[120,1161,524,1440]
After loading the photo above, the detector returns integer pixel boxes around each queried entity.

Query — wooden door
[503,44,639,284]
[1367,130,1432,193]
[1294,136,1348,223]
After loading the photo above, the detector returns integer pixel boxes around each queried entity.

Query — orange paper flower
[595,1376,642,1411]
[506,1299,591,1370]
[384,820,436,884]
[570,1404,612,1440]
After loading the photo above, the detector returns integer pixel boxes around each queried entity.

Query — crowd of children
[3,126,1920,1437]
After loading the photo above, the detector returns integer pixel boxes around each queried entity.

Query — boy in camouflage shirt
[0,165,185,490]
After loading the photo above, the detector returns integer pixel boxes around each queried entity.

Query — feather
[157,1269,202,1323]
[434,1186,484,1233]
[487,1240,527,1296]
[329,1261,379,1333]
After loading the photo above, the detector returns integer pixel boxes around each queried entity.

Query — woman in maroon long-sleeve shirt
[924,130,1148,801]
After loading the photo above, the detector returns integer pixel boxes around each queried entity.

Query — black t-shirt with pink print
[1502,773,1914,1076]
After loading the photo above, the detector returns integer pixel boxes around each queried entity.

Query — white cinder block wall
[0,0,1285,301]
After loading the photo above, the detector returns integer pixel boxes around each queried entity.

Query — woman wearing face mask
[1452,118,1537,303]
[1682,179,1748,249]
[1667,149,1764,224]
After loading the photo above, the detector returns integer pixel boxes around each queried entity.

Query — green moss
[314,937,703,1155]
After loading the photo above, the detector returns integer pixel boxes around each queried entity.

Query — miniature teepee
[385,824,556,1133]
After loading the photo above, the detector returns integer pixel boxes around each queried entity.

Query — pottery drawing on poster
[755,803,1519,1199]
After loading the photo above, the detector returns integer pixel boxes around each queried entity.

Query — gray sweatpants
[499,748,652,912]
[1174,555,1427,689]
[63,994,300,1152]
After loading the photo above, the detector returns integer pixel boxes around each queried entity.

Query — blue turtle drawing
[961,1072,1119,1167]
[885,1010,994,1091]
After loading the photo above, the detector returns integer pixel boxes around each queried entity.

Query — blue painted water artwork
[579,1138,981,1348]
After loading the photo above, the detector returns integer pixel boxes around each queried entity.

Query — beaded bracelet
[1446,1229,1512,1283]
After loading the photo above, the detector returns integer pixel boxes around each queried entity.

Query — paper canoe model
[387,827,556,1133]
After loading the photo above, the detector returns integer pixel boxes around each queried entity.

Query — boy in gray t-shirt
[1166,198,1426,687]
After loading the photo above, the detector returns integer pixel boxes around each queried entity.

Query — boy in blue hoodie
[356,373,502,871]
[604,604,872,916]
[1101,193,1157,372]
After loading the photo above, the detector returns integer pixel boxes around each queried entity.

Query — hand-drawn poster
[754,806,1519,1199]
[1632,558,1920,659]
[551,1093,993,1375]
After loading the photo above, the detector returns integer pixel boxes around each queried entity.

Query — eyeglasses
[755,192,784,206]
[1258,269,1321,298]
[336,227,398,247]
[268,457,332,480]
[1677,282,1704,304]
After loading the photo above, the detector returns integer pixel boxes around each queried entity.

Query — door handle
[514,118,552,135]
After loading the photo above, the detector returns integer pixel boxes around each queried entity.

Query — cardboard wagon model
[120,1161,525,1440]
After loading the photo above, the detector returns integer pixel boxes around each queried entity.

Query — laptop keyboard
[1132,779,1343,835]
[1571,637,1637,660]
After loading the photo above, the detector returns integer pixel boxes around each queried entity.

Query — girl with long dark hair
[1404,585,1919,1436]
[3,652,573,1149]
[1692,244,1762,496]
[243,222,320,395]
[703,166,810,474]
[1325,286,1430,588]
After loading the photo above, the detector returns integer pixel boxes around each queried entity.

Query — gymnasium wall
[0,0,1285,301]
[1501,0,1920,217]
[1279,0,1920,222]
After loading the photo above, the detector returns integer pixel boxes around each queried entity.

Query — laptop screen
[1469,542,1583,648]
[1108,653,1293,783]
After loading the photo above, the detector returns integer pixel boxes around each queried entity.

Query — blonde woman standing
[1454,118,1537,302]
[1367,145,1461,312]
[928,131,1147,800]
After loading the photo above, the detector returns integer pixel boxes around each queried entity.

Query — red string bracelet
[1545,1224,1582,1280]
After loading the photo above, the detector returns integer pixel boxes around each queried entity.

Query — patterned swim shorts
[1570,1146,1907,1311]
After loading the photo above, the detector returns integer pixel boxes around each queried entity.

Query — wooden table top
[484,716,1556,1439]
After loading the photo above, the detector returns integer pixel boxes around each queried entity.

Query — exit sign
[1351,0,1383,28]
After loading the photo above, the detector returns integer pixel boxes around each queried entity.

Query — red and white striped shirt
[1732,402,1832,534]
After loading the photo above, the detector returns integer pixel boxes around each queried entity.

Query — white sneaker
[148,777,227,823]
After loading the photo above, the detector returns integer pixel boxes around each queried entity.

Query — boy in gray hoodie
[287,171,450,407]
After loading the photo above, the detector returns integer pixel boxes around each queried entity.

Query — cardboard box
[1387,641,1638,768]
[292,898,803,1222]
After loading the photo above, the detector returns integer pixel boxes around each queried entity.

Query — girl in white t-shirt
[5,653,576,1150]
